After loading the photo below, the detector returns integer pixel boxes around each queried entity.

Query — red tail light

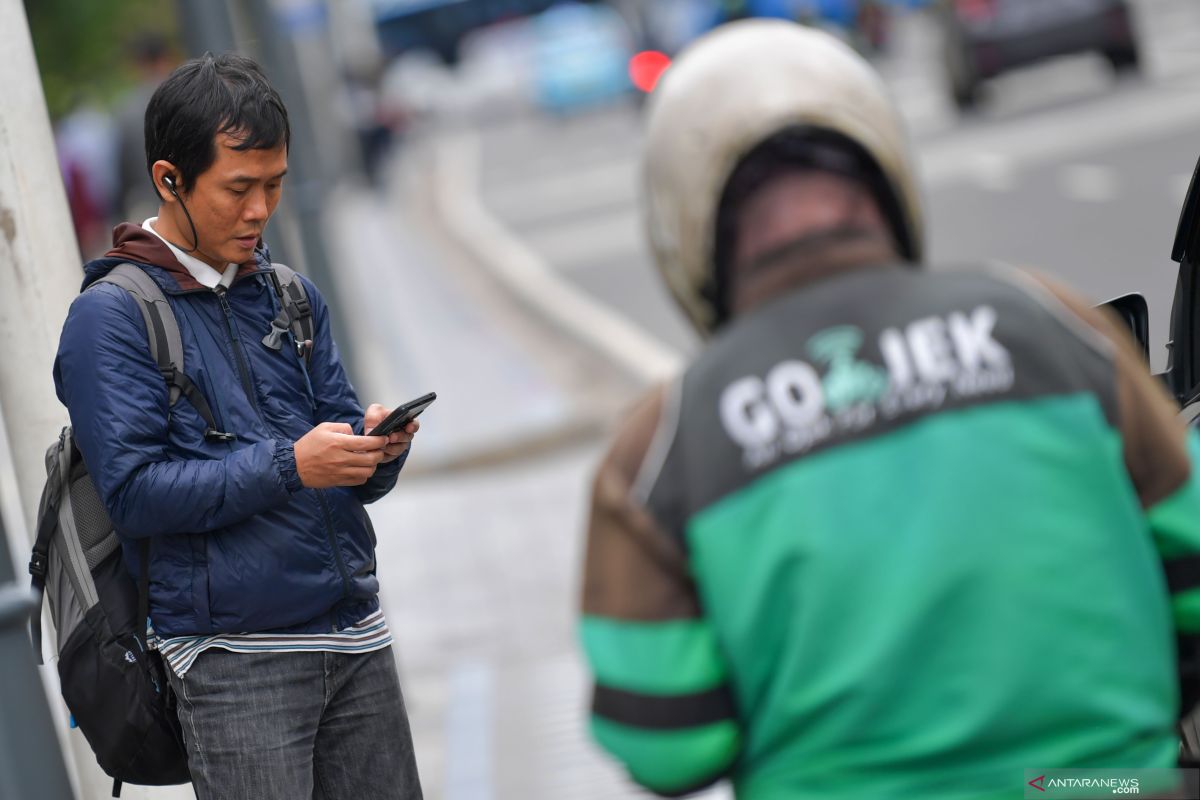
[629,51,671,94]
[954,0,997,23]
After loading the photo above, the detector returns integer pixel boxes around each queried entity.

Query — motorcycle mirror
[1100,293,1150,362]
[1173,157,1200,265]
[1168,155,1200,405]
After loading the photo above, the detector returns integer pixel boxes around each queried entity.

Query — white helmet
[642,19,925,335]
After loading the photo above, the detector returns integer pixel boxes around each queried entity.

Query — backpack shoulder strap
[28,428,103,663]
[91,264,233,443]
[262,264,315,364]
[94,264,184,404]
[28,431,68,664]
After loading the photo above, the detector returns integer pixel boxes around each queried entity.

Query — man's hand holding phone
[364,403,419,463]
[294,423,391,488]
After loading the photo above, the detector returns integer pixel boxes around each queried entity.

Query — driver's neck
[730,232,900,316]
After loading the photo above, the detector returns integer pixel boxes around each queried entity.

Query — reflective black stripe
[592,683,736,730]
[1164,555,1200,594]
[653,772,727,799]
[1178,633,1200,717]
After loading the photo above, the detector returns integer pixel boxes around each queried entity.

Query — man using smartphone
[54,53,422,799]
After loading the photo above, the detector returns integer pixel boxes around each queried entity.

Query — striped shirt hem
[151,609,393,677]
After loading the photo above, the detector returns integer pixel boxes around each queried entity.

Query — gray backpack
[27,262,313,796]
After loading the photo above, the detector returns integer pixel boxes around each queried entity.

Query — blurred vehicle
[801,0,897,54]
[628,48,672,94]
[532,2,634,113]
[856,1,892,51]
[373,0,603,64]
[615,0,905,88]
[935,0,1141,110]
[712,0,797,24]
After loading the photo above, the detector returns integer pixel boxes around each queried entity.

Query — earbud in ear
[162,175,178,196]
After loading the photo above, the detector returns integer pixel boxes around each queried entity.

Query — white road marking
[435,130,684,385]
[445,661,494,800]
[1138,0,1200,79]
[921,74,1200,186]
[1059,164,1119,203]
[485,158,639,228]
[524,207,643,271]
[965,152,1019,193]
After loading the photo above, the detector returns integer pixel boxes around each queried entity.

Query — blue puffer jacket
[53,223,404,637]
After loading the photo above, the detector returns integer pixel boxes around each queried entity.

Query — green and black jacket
[581,263,1200,800]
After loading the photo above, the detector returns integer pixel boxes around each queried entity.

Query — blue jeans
[167,646,422,800]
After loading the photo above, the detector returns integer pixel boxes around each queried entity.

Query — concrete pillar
[0,4,195,797]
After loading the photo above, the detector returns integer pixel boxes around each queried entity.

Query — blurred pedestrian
[54,53,423,800]
[579,19,1200,799]
[115,31,176,223]
[55,96,117,257]
[338,63,396,189]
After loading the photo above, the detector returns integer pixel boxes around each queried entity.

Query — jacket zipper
[317,492,353,601]
[215,283,353,603]
[214,286,262,417]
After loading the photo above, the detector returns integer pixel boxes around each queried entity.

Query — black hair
[144,52,290,197]
[710,127,913,326]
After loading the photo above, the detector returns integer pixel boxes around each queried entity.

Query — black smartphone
[369,392,437,437]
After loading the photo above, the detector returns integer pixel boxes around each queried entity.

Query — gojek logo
[808,326,888,413]
[719,306,1014,469]
[1028,775,1046,792]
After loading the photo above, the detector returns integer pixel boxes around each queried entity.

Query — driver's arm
[580,385,742,796]
[1033,273,1200,718]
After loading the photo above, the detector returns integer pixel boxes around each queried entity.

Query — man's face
[174,133,287,268]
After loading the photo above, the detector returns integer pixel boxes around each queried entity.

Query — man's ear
[150,160,180,204]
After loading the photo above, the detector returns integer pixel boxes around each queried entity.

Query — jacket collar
[83,222,269,293]
[729,232,904,317]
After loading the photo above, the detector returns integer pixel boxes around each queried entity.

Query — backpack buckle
[203,429,236,443]
[29,552,48,579]
[261,315,290,352]
[290,296,311,319]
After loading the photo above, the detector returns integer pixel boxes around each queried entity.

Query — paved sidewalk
[324,177,585,471]
[321,151,710,797]
[370,441,733,800]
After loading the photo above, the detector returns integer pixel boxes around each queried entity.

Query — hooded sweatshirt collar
[142,217,239,290]
[94,222,265,292]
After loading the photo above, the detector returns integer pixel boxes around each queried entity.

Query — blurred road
[360,3,1200,799]
[474,0,1200,368]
